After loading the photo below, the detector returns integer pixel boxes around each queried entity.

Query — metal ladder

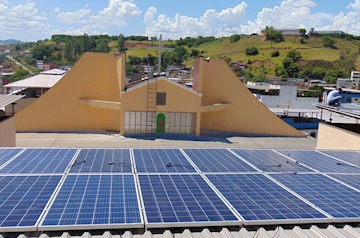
[145,77,157,134]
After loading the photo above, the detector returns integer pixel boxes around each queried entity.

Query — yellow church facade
[15,53,304,137]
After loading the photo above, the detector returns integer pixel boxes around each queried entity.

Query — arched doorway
[156,113,166,132]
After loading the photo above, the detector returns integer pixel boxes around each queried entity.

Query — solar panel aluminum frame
[137,173,242,229]
[204,173,333,226]
[0,148,79,175]
[269,173,360,224]
[317,151,360,170]
[68,148,134,174]
[38,174,144,231]
[0,148,26,171]
[133,148,198,174]
[0,175,63,233]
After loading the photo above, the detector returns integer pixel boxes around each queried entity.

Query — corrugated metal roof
[40,69,66,75]
[1,225,359,238]
[3,74,63,88]
[0,94,25,108]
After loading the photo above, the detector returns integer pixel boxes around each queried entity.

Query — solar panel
[327,174,360,190]
[0,148,77,174]
[231,149,312,172]
[69,149,132,173]
[319,150,360,167]
[40,175,142,230]
[0,175,61,231]
[0,148,23,167]
[133,149,196,173]
[275,150,360,173]
[206,174,328,225]
[138,174,239,228]
[271,174,360,221]
[183,149,256,173]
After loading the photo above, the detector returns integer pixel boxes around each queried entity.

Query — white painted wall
[256,85,319,110]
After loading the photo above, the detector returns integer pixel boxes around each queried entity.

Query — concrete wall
[259,85,319,110]
[5,98,37,115]
[0,117,15,147]
[15,53,124,131]
[195,58,305,137]
[316,123,360,150]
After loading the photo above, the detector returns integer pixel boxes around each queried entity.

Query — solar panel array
[0,147,359,232]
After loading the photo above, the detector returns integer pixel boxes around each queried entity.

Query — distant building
[230,62,247,72]
[317,30,344,35]
[336,71,360,89]
[279,29,302,36]
[36,60,44,70]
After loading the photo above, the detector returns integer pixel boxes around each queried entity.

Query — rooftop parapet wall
[15,53,124,131]
[195,57,305,137]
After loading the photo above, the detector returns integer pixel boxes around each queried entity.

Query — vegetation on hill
[2,28,360,83]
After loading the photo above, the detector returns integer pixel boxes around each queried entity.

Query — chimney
[192,57,203,93]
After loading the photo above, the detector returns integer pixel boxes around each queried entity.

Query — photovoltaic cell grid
[69,149,132,173]
[319,151,360,167]
[206,174,327,223]
[183,149,256,173]
[134,149,196,173]
[41,175,142,228]
[271,174,360,219]
[0,175,61,228]
[275,150,360,173]
[0,148,23,167]
[326,174,360,191]
[231,149,312,172]
[0,148,77,174]
[138,174,239,226]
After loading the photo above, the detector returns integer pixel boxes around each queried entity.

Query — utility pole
[158,34,162,76]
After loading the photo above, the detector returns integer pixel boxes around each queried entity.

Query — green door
[156,113,166,132]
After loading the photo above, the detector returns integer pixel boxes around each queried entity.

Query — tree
[287,49,302,62]
[31,45,53,60]
[262,26,284,43]
[299,28,307,36]
[245,47,259,56]
[229,34,240,43]
[322,36,336,48]
[271,51,280,57]
[11,69,30,82]
[190,49,200,57]
[118,34,126,52]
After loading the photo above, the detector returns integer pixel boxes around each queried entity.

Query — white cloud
[144,2,247,39]
[53,0,141,36]
[0,1,49,34]
[56,6,91,23]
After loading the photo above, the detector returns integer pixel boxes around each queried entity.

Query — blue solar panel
[271,174,360,220]
[41,175,142,228]
[69,149,132,173]
[0,148,23,167]
[206,174,328,225]
[183,149,256,173]
[0,149,77,174]
[231,149,312,172]
[275,150,360,173]
[134,149,196,173]
[319,151,360,167]
[0,175,61,229]
[326,174,360,191]
[139,174,239,227]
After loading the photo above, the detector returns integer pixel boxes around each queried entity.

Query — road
[6,55,35,75]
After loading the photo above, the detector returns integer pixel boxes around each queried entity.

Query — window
[156,92,166,105]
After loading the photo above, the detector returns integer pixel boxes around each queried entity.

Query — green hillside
[117,35,360,80]
[3,33,360,83]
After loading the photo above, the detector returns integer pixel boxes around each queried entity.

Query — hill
[5,34,360,83]
[0,39,23,45]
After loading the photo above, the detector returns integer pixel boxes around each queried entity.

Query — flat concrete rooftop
[16,132,317,149]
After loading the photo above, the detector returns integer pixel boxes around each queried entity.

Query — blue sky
[1,0,360,42]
